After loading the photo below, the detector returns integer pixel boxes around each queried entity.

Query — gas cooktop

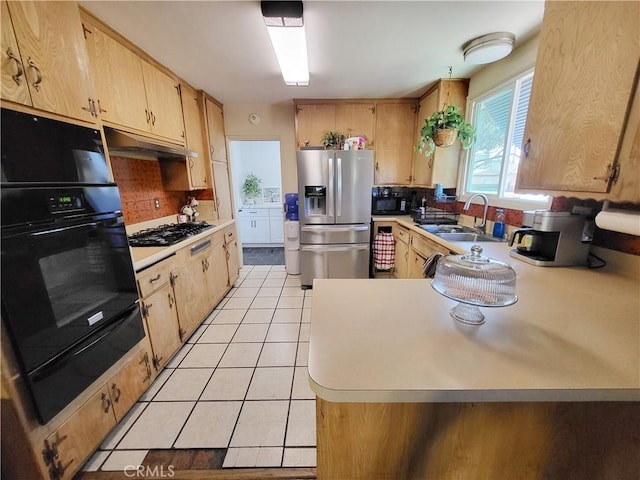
[128,222,213,247]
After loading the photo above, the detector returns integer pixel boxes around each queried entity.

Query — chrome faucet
[463,193,489,234]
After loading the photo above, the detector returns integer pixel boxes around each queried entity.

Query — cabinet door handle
[97,99,107,113]
[145,108,151,124]
[523,138,531,159]
[151,112,156,125]
[152,354,163,370]
[149,274,161,283]
[168,293,174,308]
[111,383,121,403]
[189,158,194,169]
[82,98,94,116]
[375,162,379,171]
[27,58,42,91]
[6,48,24,85]
[140,352,152,382]
[100,392,112,413]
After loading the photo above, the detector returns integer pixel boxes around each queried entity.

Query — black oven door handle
[29,306,140,379]
[30,220,102,236]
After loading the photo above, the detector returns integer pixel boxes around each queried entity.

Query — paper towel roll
[595,210,640,236]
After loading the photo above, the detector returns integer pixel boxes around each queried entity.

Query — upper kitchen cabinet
[374,102,417,185]
[516,1,640,197]
[205,97,227,162]
[296,103,335,147]
[412,79,469,188]
[2,1,96,123]
[295,102,375,148]
[81,11,185,144]
[82,16,149,131]
[140,59,185,142]
[179,83,208,189]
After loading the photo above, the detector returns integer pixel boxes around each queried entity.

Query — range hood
[104,127,197,159]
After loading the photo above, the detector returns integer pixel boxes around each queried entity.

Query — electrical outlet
[153,198,160,209]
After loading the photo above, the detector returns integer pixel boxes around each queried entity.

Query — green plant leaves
[415,105,476,157]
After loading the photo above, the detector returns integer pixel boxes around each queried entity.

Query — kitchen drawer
[268,207,283,218]
[237,208,268,218]
[137,255,177,298]
[223,226,236,244]
[394,225,411,244]
[411,233,450,258]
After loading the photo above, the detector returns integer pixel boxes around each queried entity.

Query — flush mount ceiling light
[261,1,309,86]
[462,32,516,65]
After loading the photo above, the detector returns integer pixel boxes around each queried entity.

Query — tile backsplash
[110,156,188,225]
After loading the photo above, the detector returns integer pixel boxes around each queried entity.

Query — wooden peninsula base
[316,398,640,480]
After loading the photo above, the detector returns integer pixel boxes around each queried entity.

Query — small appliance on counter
[509,211,591,267]
[371,187,409,215]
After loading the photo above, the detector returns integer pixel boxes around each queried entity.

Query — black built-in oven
[1,108,144,424]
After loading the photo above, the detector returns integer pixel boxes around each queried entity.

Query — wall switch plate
[154,198,160,209]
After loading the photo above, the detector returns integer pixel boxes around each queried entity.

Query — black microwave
[372,196,409,215]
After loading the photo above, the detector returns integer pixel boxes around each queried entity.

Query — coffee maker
[509,211,591,267]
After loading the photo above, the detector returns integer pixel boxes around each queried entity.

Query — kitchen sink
[419,224,479,234]
[434,232,502,242]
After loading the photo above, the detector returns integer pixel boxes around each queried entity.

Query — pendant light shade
[463,32,516,65]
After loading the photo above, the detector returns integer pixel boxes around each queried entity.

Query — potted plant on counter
[242,172,262,205]
[415,105,475,157]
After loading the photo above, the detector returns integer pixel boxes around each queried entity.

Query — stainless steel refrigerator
[297,149,373,288]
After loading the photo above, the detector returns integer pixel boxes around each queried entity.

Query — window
[462,69,548,206]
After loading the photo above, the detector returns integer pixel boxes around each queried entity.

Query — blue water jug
[285,193,298,220]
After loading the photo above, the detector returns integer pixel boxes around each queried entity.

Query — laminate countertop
[308,224,640,403]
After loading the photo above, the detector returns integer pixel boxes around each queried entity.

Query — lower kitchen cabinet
[141,282,181,371]
[238,216,270,244]
[204,233,229,307]
[394,229,410,279]
[172,242,214,340]
[223,225,240,287]
[238,206,283,244]
[408,250,427,279]
[41,344,153,480]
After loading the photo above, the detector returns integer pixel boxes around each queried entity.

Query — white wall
[229,140,282,207]
[468,33,539,100]
[223,102,298,196]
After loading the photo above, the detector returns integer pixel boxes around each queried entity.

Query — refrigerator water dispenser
[304,186,327,216]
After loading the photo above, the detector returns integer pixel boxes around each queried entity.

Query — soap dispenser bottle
[492,208,506,238]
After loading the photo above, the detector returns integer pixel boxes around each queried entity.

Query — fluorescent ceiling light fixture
[261,1,309,86]
[463,32,516,65]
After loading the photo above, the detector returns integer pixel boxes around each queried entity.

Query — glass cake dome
[431,245,517,325]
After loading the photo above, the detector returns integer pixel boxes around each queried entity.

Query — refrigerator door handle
[336,156,342,218]
[327,155,334,218]
[300,244,370,252]
[301,225,369,233]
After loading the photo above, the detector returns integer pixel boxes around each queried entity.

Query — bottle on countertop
[492,208,506,238]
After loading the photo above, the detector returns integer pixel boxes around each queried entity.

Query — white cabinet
[237,206,284,245]
[238,208,270,244]
[268,208,284,243]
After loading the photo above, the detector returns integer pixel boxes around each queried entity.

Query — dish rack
[410,207,459,225]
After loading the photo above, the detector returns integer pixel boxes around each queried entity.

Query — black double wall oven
[1,108,144,424]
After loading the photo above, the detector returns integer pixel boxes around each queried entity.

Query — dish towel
[423,252,444,278]
[373,232,395,270]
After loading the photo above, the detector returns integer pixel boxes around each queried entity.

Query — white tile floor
[83,265,316,472]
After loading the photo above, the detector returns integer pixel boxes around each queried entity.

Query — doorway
[228,140,284,265]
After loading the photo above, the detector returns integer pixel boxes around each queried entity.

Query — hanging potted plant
[415,105,476,158]
[242,172,262,205]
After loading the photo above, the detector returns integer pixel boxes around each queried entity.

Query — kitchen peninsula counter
[309,240,640,479]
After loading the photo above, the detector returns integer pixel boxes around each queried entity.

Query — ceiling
[80,1,544,105]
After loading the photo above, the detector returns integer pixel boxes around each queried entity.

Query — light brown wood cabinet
[389,222,451,279]
[374,103,417,185]
[42,345,152,480]
[82,13,185,143]
[516,1,640,196]
[295,102,375,148]
[159,84,210,191]
[393,225,410,279]
[212,160,233,220]
[2,1,96,123]
[141,282,181,370]
[180,83,208,189]
[205,97,227,162]
[203,233,229,307]
[413,79,469,188]
[82,16,149,131]
[407,250,427,279]
[223,225,240,288]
